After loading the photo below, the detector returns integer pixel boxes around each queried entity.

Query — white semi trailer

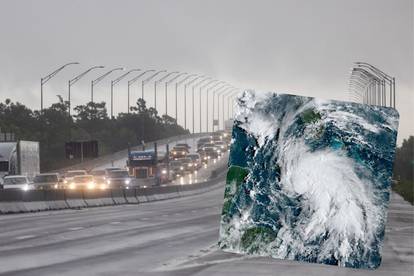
[0,141,40,184]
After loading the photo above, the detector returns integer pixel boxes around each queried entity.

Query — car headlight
[100,184,107,190]
[125,179,130,185]
[180,166,184,170]
[161,169,167,174]
[217,150,221,153]
[188,163,193,167]
[22,184,29,191]
[221,145,224,149]
[223,133,228,137]
[63,179,68,184]
[87,182,96,189]
[54,184,58,189]
[69,183,76,189]
[107,179,111,184]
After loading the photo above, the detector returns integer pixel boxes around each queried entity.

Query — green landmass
[222,165,249,216]
[301,108,321,124]
[240,226,278,254]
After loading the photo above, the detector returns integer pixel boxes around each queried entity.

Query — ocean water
[219,91,399,269]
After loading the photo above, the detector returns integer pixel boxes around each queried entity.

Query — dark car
[197,137,211,151]
[170,146,189,160]
[106,169,134,189]
[33,173,60,190]
[187,153,202,170]
[169,160,185,178]
[179,157,195,172]
[203,146,219,160]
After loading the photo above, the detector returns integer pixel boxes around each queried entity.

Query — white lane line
[15,235,36,240]
[110,221,121,225]
[68,227,84,231]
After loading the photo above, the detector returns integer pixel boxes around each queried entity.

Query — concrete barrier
[0,164,227,214]
[83,189,113,207]
[0,189,26,213]
[65,189,87,208]
[22,190,48,212]
[44,189,68,210]
[111,189,127,204]
[123,188,139,204]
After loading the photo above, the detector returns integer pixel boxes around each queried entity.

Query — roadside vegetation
[0,98,188,171]
[392,136,414,204]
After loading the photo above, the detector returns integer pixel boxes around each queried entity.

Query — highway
[0,173,412,275]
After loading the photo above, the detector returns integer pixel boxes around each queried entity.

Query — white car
[2,175,33,191]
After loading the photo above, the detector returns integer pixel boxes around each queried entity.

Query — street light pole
[199,80,219,133]
[217,87,233,130]
[141,70,166,107]
[165,73,187,117]
[91,67,124,102]
[175,74,196,125]
[41,62,79,111]
[191,77,211,133]
[183,76,204,131]
[206,82,225,133]
[110,69,140,118]
[127,70,155,113]
[68,65,104,115]
[154,71,178,113]
[221,88,238,127]
[212,84,230,131]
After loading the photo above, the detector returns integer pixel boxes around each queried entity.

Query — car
[90,169,107,186]
[33,173,60,190]
[203,146,219,160]
[169,160,185,178]
[106,169,134,189]
[214,141,228,152]
[68,175,101,190]
[175,143,191,150]
[187,153,202,170]
[63,170,87,187]
[2,175,33,191]
[179,157,195,172]
[170,146,189,160]
[197,137,211,151]
[105,167,121,174]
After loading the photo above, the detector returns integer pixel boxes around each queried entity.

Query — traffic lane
[159,193,414,276]
[93,136,205,170]
[0,184,226,275]
[170,152,229,186]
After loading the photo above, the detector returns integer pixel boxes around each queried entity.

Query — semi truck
[0,140,40,184]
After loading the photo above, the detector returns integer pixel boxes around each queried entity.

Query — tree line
[393,136,414,204]
[0,98,188,171]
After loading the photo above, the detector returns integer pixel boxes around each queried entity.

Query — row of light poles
[349,62,396,108]
[40,63,241,132]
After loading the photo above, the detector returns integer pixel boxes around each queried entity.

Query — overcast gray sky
[0,0,412,144]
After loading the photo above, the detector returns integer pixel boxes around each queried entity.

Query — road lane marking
[15,235,36,240]
[110,221,121,225]
[68,227,84,231]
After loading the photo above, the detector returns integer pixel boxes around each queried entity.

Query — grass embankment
[393,181,414,205]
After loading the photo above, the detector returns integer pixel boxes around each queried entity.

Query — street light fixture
[191,77,211,133]
[165,72,187,117]
[142,70,166,106]
[110,69,140,118]
[154,71,179,112]
[68,65,104,115]
[40,62,79,111]
[127,70,155,113]
[91,67,124,102]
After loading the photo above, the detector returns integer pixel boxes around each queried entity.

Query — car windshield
[176,144,189,148]
[65,171,86,178]
[74,176,93,183]
[170,161,182,166]
[173,147,187,151]
[91,170,105,176]
[187,154,199,160]
[4,177,27,185]
[108,170,129,178]
[204,147,216,151]
[34,175,58,183]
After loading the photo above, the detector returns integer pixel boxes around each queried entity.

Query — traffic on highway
[0,131,231,192]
